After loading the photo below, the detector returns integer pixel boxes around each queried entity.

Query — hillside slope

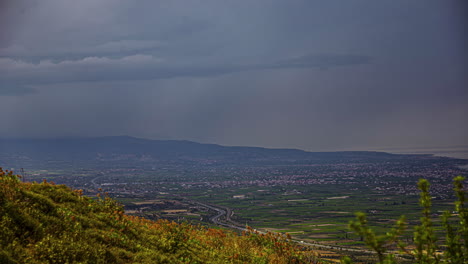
[0,168,320,264]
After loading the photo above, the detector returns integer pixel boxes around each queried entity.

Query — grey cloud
[270,54,372,70]
[90,40,163,54]
[0,40,163,57]
[0,53,371,96]
[0,0,466,151]
[0,83,36,96]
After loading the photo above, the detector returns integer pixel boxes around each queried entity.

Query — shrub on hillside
[0,168,321,263]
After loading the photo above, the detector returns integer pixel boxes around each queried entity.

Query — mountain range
[0,136,433,169]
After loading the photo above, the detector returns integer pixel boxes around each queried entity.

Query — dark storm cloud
[0,53,372,96]
[0,0,467,151]
[0,83,35,96]
[271,54,372,70]
[0,0,22,48]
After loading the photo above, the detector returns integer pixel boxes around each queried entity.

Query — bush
[1,168,320,263]
[342,176,468,264]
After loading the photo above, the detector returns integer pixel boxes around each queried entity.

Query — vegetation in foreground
[343,176,468,264]
[0,168,320,264]
[2,164,467,264]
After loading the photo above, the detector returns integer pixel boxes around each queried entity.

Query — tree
[342,176,468,264]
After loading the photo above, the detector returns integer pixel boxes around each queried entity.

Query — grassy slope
[0,168,321,264]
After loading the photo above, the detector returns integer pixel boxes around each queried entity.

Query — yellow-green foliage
[342,176,468,264]
[0,168,320,264]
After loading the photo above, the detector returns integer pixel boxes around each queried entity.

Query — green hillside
[0,168,320,264]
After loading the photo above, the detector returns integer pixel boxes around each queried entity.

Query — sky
[0,0,467,151]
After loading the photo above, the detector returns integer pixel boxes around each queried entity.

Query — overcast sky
[0,0,467,151]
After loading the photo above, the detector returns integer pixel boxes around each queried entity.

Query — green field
[120,182,457,251]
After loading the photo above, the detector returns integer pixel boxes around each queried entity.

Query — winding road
[190,200,380,255]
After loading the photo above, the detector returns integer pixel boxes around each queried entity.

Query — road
[192,201,244,230]
[190,200,381,255]
[90,184,392,257]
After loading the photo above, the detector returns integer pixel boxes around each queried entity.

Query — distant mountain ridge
[0,136,429,169]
